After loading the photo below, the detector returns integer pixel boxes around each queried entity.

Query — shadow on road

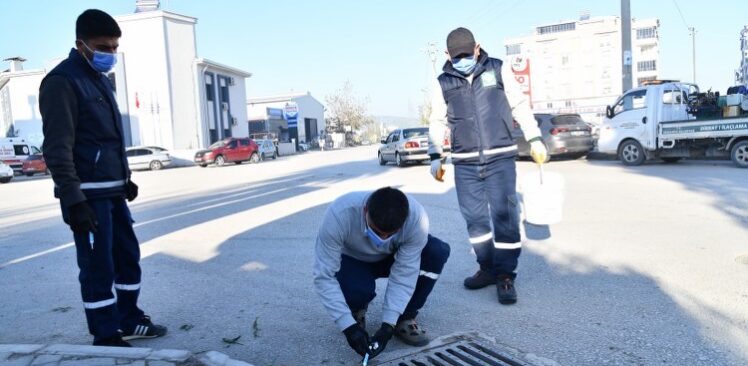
[0,157,743,365]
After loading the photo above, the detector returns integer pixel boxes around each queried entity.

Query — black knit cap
[446,27,476,58]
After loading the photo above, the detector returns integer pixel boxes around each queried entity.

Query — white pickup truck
[597,82,748,168]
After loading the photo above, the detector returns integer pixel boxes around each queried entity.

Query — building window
[546,102,553,109]
[565,100,572,107]
[537,22,576,35]
[640,45,656,53]
[506,44,521,55]
[637,60,657,72]
[636,27,657,40]
[561,56,569,66]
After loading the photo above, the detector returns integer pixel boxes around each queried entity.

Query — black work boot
[497,276,517,305]
[463,270,495,290]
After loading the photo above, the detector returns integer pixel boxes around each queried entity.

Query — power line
[671,0,689,30]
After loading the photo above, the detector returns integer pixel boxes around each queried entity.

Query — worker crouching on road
[314,187,450,360]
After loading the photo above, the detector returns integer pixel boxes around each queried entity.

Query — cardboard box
[723,106,741,117]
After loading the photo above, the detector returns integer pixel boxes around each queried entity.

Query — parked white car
[126,146,172,171]
[0,161,14,183]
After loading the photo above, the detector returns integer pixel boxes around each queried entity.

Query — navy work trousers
[336,235,450,320]
[454,157,521,278]
[62,197,144,341]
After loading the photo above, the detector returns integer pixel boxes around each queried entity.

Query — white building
[504,15,660,122]
[247,92,325,148]
[115,6,251,150]
[738,25,748,86]
[0,58,45,148]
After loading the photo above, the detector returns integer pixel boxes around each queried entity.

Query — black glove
[126,180,138,202]
[69,201,98,233]
[342,324,370,356]
[368,323,394,358]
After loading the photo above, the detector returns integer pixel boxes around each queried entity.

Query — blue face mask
[365,223,393,247]
[81,42,117,73]
[452,55,476,75]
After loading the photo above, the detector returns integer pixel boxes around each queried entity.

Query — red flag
[135,92,140,109]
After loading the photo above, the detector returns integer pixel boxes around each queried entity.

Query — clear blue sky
[1,0,745,118]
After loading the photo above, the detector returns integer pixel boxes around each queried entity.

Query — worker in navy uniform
[40,9,166,347]
[428,28,547,305]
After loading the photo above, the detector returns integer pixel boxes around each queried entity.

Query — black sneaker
[463,270,495,290]
[93,334,132,347]
[497,277,517,305]
[122,315,168,340]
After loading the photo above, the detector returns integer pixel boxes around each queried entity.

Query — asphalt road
[1,146,747,366]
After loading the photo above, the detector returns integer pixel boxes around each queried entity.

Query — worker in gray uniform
[314,187,450,359]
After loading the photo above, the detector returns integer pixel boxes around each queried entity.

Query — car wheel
[618,140,646,166]
[395,152,406,167]
[378,152,386,166]
[272,152,277,160]
[662,157,681,164]
[215,155,226,166]
[0,177,11,183]
[199,164,208,168]
[731,141,748,168]
[250,152,260,164]
[149,160,163,170]
[261,153,266,161]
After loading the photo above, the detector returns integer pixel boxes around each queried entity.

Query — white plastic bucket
[520,166,564,225]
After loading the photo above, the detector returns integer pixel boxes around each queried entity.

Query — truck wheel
[619,140,646,166]
[662,157,681,164]
[731,141,748,168]
[378,152,386,166]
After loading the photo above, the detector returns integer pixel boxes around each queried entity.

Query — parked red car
[22,154,48,176]
[194,137,260,167]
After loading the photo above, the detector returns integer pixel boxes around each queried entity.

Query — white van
[0,137,40,174]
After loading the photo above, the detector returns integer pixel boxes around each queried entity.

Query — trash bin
[520,167,564,225]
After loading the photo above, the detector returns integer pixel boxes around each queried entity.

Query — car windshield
[209,141,226,149]
[403,128,428,138]
[550,115,586,126]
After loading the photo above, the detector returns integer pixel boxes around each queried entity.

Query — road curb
[0,344,254,366]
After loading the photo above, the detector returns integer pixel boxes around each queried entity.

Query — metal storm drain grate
[375,334,534,366]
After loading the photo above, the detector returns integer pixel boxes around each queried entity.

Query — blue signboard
[267,108,284,119]
[284,102,299,129]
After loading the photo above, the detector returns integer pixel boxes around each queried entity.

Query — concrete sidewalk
[0,344,253,366]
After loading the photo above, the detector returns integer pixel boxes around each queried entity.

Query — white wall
[504,17,660,120]
[0,72,45,147]
[117,12,199,150]
[228,75,249,139]
[245,94,325,143]
[165,18,200,149]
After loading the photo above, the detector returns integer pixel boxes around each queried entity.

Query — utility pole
[689,27,696,83]
[421,42,439,77]
[621,0,633,92]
